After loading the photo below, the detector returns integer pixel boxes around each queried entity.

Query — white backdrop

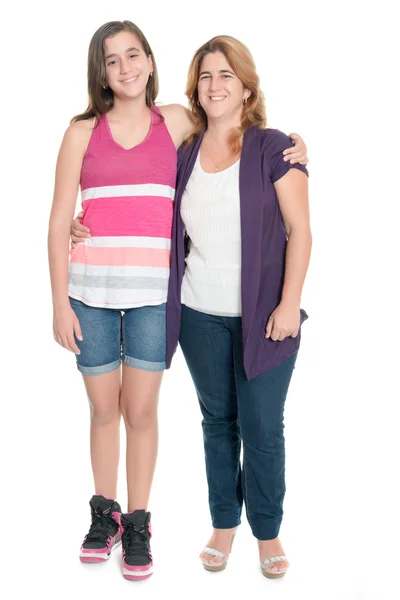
[1,1,399,599]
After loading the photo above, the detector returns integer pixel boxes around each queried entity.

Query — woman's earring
[197,100,201,107]
[243,97,248,105]
[102,84,108,89]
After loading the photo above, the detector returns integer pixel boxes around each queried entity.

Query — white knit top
[180,155,242,317]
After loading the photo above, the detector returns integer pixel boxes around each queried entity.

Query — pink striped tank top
[68,108,177,308]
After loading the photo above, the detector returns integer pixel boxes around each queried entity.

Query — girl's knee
[89,402,120,427]
[121,401,157,431]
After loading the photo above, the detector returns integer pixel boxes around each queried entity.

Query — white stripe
[123,565,153,576]
[78,236,171,249]
[81,184,175,202]
[80,540,121,559]
[80,551,110,559]
[68,287,167,308]
[69,263,170,279]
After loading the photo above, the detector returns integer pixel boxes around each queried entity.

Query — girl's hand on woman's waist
[71,211,91,247]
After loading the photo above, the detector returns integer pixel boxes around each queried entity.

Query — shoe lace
[122,522,149,557]
[85,509,115,543]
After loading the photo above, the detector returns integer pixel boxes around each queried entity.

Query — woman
[165,36,311,578]
[66,26,308,580]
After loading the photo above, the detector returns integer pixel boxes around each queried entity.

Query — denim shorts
[69,298,166,375]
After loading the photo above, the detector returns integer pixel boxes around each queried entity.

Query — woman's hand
[284,133,308,165]
[53,305,83,354]
[265,302,300,341]
[71,211,91,246]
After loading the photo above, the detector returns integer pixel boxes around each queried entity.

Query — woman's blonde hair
[185,35,267,152]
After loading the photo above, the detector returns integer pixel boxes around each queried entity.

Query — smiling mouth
[209,96,227,102]
[121,76,139,84]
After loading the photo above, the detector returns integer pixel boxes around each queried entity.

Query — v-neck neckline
[104,110,153,151]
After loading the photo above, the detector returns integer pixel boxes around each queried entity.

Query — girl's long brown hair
[72,20,159,123]
[185,35,267,152]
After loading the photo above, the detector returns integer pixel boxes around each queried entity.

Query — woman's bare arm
[265,169,311,340]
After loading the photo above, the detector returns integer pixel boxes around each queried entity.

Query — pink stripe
[81,165,176,189]
[80,112,177,191]
[81,547,107,554]
[124,563,153,572]
[82,198,173,238]
[70,245,170,268]
[112,511,122,525]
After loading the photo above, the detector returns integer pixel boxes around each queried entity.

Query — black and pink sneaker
[79,495,122,563]
[121,510,153,580]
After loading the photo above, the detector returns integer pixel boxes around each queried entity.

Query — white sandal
[201,547,228,572]
[260,555,289,579]
[201,534,236,572]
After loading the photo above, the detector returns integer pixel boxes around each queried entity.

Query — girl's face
[104,31,153,100]
[197,51,250,122]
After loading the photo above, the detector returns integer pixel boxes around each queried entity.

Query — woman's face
[103,30,153,100]
[197,51,250,122]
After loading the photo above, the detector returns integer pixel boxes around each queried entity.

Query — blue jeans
[179,306,297,540]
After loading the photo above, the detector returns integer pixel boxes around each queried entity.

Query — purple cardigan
[166,126,309,380]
